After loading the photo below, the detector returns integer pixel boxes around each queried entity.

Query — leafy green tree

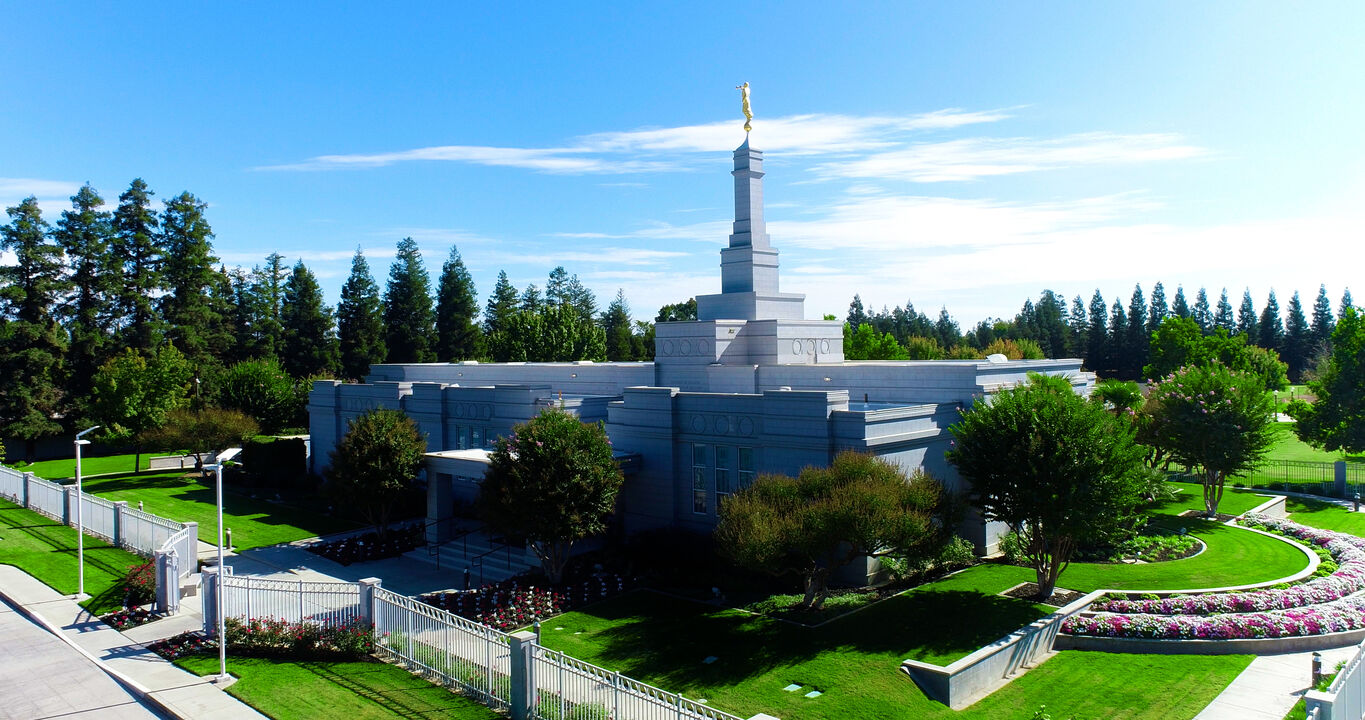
[54,184,117,411]
[327,409,427,539]
[337,249,386,381]
[1146,282,1169,335]
[1091,378,1143,414]
[1289,307,1365,454]
[601,289,638,361]
[1311,284,1336,358]
[1084,290,1108,373]
[159,192,223,365]
[655,298,698,322]
[1259,289,1284,352]
[383,237,435,363]
[1283,291,1311,382]
[845,323,908,360]
[948,374,1147,599]
[281,260,338,378]
[111,179,163,352]
[717,452,953,609]
[478,408,623,583]
[1144,317,1289,391]
[483,270,519,336]
[904,335,946,360]
[0,197,69,459]
[1146,363,1275,517]
[487,304,606,362]
[140,407,259,478]
[1213,289,1236,335]
[1237,289,1259,339]
[89,345,193,471]
[434,246,482,361]
[218,358,299,433]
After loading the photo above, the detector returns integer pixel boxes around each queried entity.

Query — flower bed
[307,525,423,565]
[148,617,375,661]
[101,607,158,630]
[419,573,631,632]
[148,631,215,660]
[1063,515,1365,640]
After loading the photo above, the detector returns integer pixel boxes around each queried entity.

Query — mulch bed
[1177,509,1240,523]
[306,525,423,565]
[1003,583,1087,607]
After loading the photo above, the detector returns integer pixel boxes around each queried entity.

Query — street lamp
[74,425,100,599]
[205,447,241,683]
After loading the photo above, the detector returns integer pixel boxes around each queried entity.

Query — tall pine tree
[1084,290,1108,373]
[111,178,162,352]
[601,289,638,361]
[53,184,116,411]
[484,271,519,335]
[248,253,289,359]
[1311,284,1335,358]
[1192,288,1212,334]
[1147,282,1169,335]
[160,191,222,365]
[519,283,542,313]
[1124,285,1147,378]
[1283,291,1311,382]
[1259,290,1284,352]
[1237,289,1259,339]
[281,260,339,378]
[435,246,482,361]
[1213,289,1235,334]
[0,198,68,458]
[1172,286,1191,319]
[1341,289,1354,318]
[383,237,435,363]
[1067,295,1088,358]
[1107,298,1129,379]
[337,249,386,381]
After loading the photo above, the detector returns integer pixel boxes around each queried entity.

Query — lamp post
[206,447,241,683]
[74,425,100,599]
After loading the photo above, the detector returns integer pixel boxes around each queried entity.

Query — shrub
[122,560,156,606]
[224,616,374,658]
[998,529,1030,566]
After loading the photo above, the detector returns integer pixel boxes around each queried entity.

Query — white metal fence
[79,492,117,543]
[373,586,513,710]
[25,475,67,521]
[0,465,23,501]
[120,504,191,563]
[1307,637,1365,720]
[531,646,745,720]
[221,574,363,626]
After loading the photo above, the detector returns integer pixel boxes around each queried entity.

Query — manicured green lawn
[176,655,502,720]
[541,586,1248,719]
[1287,496,1365,536]
[73,469,358,550]
[1150,485,1276,517]
[1264,423,1365,463]
[0,498,144,615]
[12,451,158,479]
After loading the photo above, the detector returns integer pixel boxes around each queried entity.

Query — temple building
[308,137,1094,563]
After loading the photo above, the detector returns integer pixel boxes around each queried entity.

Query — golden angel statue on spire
[736,82,753,132]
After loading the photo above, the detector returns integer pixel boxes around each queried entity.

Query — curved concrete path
[1194,646,1359,720]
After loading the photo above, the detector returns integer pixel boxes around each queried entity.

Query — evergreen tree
[53,184,116,410]
[1342,289,1355,318]
[250,253,289,359]
[205,266,237,367]
[565,273,597,324]
[1107,298,1129,379]
[1213,289,1236,334]
[228,268,257,363]
[0,198,68,457]
[159,191,221,365]
[1283,291,1311,382]
[1237,289,1259,339]
[1147,282,1169,335]
[546,266,571,306]
[656,298,697,322]
[281,260,339,378]
[484,271,520,336]
[1172,286,1191,319]
[1124,285,1148,379]
[1067,295,1088,358]
[111,178,162,352]
[1259,290,1284,352]
[1192,288,1212,334]
[435,246,482,361]
[847,294,870,329]
[935,307,962,351]
[601,289,636,361]
[1311,284,1335,357]
[1031,291,1067,359]
[337,249,386,381]
[519,283,542,313]
[383,237,435,363]
[1084,290,1108,373]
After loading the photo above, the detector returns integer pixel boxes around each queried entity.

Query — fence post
[508,630,536,720]
[63,484,75,526]
[202,565,220,634]
[112,500,128,547]
[358,578,382,625]
[153,548,179,615]
[22,471,34,508]
[1337,461,1348,499]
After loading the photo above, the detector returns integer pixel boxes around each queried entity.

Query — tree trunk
[801,567,832,610]
[134,444,143,474]
[1203,469,1225,518]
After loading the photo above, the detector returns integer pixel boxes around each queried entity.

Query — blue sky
[3,2,1363,325]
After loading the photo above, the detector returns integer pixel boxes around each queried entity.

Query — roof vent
[986,353,1008,364]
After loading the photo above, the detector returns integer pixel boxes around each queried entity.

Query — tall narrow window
[471,427,484,450]
[715,445,733,505]
[738,447,755,488]
[692,443,708,514]
[458,426,471,450]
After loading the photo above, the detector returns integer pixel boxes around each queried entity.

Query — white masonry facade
[309,138,1094,562]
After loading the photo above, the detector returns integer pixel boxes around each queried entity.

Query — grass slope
[1265,423,1365,463]
[73,470,357,550]
[0,498,145,615]
[1287,496,1365,536]
[176,655,501,720]
[13,451,156,479]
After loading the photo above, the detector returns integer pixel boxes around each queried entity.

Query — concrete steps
[402,529,538,587]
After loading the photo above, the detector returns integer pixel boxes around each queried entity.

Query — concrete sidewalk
[1195,645,1359,720]
[0,565,266,720]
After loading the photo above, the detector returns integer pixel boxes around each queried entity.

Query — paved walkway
[0,565,266,720]
[1195,645,1359,719]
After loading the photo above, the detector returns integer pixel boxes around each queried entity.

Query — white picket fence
[1307,637,1365,719]
[203,574,756,720]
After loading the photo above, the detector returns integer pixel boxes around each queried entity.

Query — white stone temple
[309,137,1094,568]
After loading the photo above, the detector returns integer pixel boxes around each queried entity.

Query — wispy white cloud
[813,132,1208,182]
[482,247,690,268]
[0,177,84,199]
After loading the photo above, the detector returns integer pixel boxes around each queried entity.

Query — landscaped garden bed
[101,606,158,630]
[419,572,633,632]
[306,525,423,565]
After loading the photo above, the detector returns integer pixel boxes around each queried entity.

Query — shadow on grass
[569,587,1045,690]
[0,503,141,614]
[298,660,459,719]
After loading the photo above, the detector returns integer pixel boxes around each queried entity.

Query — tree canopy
[89,345,193,471]
[327,409,427,538]
[477,408,623,583]
[140,407,259,477]
[1289,307,1365,454]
